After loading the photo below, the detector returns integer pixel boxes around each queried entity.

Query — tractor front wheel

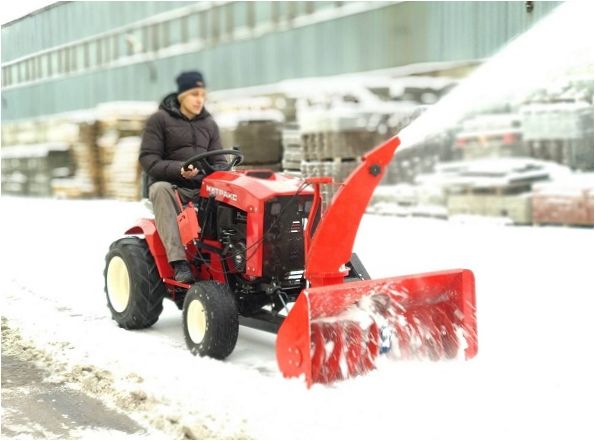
[104,237,166,329]
[183,281,239,360]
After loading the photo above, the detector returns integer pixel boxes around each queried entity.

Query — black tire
[104,237,166,329]
[183,281,239,360]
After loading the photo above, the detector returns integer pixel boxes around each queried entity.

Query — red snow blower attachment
[276,137,477,386]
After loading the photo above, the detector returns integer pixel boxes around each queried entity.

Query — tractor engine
[196,171,316,317]
[212,195,313,283]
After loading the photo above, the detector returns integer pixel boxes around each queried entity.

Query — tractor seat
[140,171,154,214]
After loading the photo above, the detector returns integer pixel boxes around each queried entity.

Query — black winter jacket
[139,93,225,189]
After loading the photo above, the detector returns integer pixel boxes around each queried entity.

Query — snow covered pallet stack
[218,111,284,171]
[281,123,303,175]
[532,175,594,227]
[1,143,73,197]
[298,109,379,207]
[520,101,594,171]
[439,158,558,225]
[94,102,156,200]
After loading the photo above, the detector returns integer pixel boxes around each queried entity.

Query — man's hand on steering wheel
[180,164,200,179]
[182,149,244,176]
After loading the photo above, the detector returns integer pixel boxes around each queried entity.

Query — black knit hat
[176,71,206,95]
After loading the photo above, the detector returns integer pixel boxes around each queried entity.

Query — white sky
[1,0,55,25]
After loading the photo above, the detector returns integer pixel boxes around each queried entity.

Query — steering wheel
[182,149,244,175]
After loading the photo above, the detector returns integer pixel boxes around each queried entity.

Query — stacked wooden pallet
[103,137,143,201]
[93,102,156,200]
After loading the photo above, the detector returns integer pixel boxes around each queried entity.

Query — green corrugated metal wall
[1,1,561,121]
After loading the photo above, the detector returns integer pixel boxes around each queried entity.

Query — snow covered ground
[1,196,594,440]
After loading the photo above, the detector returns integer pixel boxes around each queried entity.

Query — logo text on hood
[206,185,238,201]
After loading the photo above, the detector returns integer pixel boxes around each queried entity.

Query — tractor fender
[124,219,173,279]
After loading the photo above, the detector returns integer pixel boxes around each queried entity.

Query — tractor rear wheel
[104,237,166,329]
[183,281,239,360]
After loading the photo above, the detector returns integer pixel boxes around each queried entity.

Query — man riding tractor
[140,70,226,283]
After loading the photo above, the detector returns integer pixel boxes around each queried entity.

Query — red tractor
[104,137,477,386]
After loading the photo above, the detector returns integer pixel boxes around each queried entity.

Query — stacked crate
[520,101,594,171]
[281,123,303,175]
[218,111,284,170]
[1,143,73,197]
[532,175,594,226]
[298,109,379,208]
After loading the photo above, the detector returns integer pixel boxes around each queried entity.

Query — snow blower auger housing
[104,137,477,386]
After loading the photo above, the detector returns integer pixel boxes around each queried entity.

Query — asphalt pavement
[1,345,148,439]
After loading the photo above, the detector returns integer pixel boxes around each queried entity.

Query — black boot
[172,260,194,283]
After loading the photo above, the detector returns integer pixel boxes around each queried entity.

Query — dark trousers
[148,181,199,263]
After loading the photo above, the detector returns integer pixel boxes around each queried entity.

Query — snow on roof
[1,142,70,159]
[214,109,285,129]
[421,158,572,189]
[461,113,521,132]
[520,101,593,113]
[95,101,158,118]
[533,173,594,195]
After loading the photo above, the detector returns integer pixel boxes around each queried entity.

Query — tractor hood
[200,170,314,210]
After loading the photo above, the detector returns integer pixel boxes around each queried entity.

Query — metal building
[1,1,560,122]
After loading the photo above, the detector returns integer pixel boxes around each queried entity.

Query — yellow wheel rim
[106,256,130,313]
[187,299,207,345]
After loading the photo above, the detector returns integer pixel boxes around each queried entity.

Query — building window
[29,58,36,81]
[103,37,112,63]
[142,26,150,53]
[64,48,71,73]
[209,6,220,44]
[96,39,103,66]
[20,61,27,82]
[83,42,90,69]
[223,3,234,38]
[49,52,56,77]
[271,2,280,25]
[198,11,208,43]
[36,56,43,80]
[287,2,297,21]
[112,35,120,62]
[180,15,189,43]
[247,2,255,28]
[161,21,170,49]
[5,66,12,86]
[87,41,97,67]
[70,46,78,72]
[233,2,248,31]
[255,2,273,27]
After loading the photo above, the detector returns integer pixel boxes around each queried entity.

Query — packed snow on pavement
[1,195,593,440]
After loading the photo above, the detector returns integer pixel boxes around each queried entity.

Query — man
[139,70,225,283]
